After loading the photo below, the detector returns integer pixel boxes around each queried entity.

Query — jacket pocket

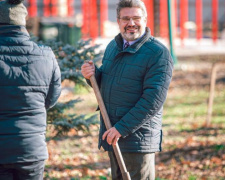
[135,130,144,141]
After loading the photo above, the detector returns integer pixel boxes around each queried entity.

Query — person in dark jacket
[0,0,61,179]
[81,0,173,179]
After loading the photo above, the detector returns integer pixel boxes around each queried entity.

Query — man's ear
[144,17,147,25]
[117,18,120,25]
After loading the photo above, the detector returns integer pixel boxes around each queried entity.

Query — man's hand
[81,60,95,79]
[102,127,122,146]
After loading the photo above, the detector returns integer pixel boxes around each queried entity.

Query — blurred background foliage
[32,37,103,136]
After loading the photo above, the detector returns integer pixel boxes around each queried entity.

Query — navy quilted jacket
[0,25,61,164]
[93,28,173,153]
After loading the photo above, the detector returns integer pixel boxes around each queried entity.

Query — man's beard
[121,25,142,41]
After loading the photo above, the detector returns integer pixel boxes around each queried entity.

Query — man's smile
[125,26,139,33]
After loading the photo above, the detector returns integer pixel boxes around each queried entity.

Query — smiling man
[117,5,146,41]
[81,0,173,179]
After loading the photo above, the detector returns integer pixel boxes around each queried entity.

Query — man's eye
[120,16,142,22]
[133,17,141,20]
[123,18,130,21]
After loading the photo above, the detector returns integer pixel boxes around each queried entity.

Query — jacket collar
[115,27,152,53]
[0,25,29,37]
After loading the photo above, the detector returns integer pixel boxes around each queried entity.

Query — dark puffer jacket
[0,25,61,164]
[93,28,173,153]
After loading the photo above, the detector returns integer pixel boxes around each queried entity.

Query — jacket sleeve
[114,48,174,137]
[45,57,62,110]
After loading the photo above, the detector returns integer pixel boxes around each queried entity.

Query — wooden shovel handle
[89,74,131,180]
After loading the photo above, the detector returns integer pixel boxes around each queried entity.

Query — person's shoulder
[37,43,52,52]
[106,39,117,49]
[143,37,169,55]
[36,43,55,57]
[143,37,173,65]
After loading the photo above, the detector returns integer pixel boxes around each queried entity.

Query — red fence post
[90,0,98,40]
[43,0,50,17]
[180,0,188,42]
[144,0,154,36]
[51,0,58,17]
[81,0,90,39]
[67,0,74,17]
[100,0,108,37]
[173,0,177,39]
[28,0,37,17]
[196,0,202,41]
[212,0,218,43]
[149,0,154,36]
[160,0,168,39]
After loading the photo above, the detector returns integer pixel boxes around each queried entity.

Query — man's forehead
[119,7,143,16]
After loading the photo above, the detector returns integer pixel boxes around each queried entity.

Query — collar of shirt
[123,32,145,49]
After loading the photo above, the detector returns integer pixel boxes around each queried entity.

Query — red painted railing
[212,0,218,43]
[180,0,188,42]
[81,0,90,39]
[196,0,202,41]
[160,0,168,39]
[27,0,37,17]
[67,0,74,17]
[89,0,98,40]
[43,0,50,17]
[81,0,98,40]
[27,0,221,43]
[50,0,58,17]
[173,0,177,39]
[100,0,108,37]
[144,0,154,36]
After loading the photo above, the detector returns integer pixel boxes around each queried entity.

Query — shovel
[86,62,131,180]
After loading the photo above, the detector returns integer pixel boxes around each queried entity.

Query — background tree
[34,38,103,135]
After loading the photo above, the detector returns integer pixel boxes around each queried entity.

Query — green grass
[99,176,107,180]
[74,84,90,95]
[188,174,197,180]
[164,87,225,130]
[213,144,225,151]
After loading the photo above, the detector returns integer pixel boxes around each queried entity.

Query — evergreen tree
[34,38,103,136]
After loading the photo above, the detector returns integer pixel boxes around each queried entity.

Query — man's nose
[128,18,135,25]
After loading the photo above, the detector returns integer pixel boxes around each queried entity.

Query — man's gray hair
[117,0,147,19]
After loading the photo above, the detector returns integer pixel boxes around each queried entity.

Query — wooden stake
[206,62,225,126]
